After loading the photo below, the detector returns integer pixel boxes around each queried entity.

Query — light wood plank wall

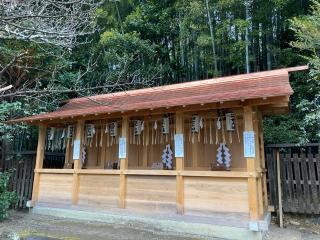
[126,175,176,214]
[78,175,120,208]
[38,173,73,206]
[184,177,249,215]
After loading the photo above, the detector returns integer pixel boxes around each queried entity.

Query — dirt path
[1,211,320,240]
[0,211,202,240]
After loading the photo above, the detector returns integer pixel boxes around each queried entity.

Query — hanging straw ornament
[109,121,118,146]
[61,129,66,150]
[141,121,145,145]
[203,118,208,144]
[226,113,235,144]
[162,117,170,142]
[215,117,221,145]
[221,117,226,144]
[235,115,241,143]
[82,143,86,165]
[100,127,103,147]
[209,119,213,144]
[134,120,144,145]
[48,128,55,151]
[86,124,95,147]
[105,123,110,147]
[191,115,200,144]
[105,123,109,134]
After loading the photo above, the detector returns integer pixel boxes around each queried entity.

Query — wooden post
[243,106,259,220]
[119,116,129,208]
[72,120,84,205]
[175,112,184,214]
[32,124,47,204]
[258,112,269,211]
[253,111,264,218]
[276,148,283,228]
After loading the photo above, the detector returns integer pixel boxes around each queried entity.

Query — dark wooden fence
[2,151,65,208]
[266,143,320,214]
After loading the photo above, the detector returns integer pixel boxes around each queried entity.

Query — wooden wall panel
[78,175,120,208]
[38,174,72,205]
[126,176,176,213]
[184,177,249,215]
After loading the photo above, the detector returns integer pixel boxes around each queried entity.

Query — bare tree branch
[0,0,102,48]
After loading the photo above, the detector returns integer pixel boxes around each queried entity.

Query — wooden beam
[22,96,291,126]
[119,116,129,208]
[32,124,47,205]
[243,106,259,220]
[175,112,184,214]
[72,120,84,205]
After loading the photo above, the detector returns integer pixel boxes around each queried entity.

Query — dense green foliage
[0,0,319,145]
[0,171,17,221]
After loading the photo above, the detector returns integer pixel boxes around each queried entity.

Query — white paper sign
[174,134,184,158]
[118,137,127,159]
[243,131,255,158]
[73,139,81,160]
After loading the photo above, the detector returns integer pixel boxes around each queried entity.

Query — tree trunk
[205,0,218,76]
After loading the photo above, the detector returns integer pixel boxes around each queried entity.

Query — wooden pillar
[253,111,264,218]
[243,106,260,220]
[258,112,269,211]
[32,124,47,204]
[119,116,129,208]
[72,120,84,205]
[175,112,184,214]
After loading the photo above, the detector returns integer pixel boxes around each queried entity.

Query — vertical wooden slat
[175,112,184,214]
[266,153,276,208]
[280,154,288,212]
[72,120,84,205]
[119,116,129,208]
[300,154,311,214]
[276,148,283,228]
[285,154,294,212]
[316,154,320,212]
[19,160,28,207]
[31,125,47,205]
[308,154,318,214]
[243,106,259,220]
[293,154,303,213]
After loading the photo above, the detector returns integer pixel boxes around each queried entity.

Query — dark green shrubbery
[0,171,17,221]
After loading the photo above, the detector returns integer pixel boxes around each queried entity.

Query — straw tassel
[221,118,226,144]
[235,116,241,143]
[100,128,103,147]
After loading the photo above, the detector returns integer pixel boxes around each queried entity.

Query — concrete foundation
[32,206,264,240]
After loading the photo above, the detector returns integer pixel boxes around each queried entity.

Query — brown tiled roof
[9,66,307,123]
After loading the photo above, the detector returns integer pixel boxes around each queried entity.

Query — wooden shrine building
[9,66,307,240]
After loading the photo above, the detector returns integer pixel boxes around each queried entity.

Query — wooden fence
[2,151,65,208]
[266,143,320,215]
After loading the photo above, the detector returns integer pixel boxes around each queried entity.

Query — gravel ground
[0,211,320,240]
